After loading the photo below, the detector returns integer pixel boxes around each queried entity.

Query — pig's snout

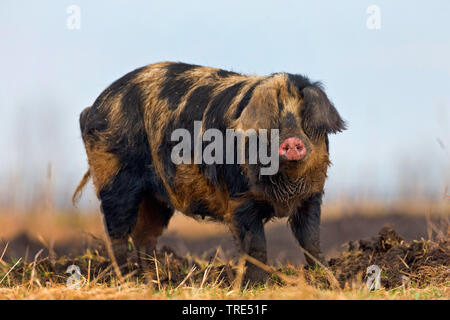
[279,137,306,161]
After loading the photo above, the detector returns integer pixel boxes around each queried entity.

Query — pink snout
[279,137,307,161]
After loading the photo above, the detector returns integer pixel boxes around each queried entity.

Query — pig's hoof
[243,264,270,285]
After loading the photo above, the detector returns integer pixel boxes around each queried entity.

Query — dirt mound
[326,227,449,289]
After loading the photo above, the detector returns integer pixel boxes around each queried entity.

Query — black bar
[1,300,448,318]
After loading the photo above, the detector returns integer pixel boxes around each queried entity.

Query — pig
[73,62,346,282]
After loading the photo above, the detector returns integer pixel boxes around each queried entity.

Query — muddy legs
[289,193,326,267]
[230,200,271,284]
[131,197,173,271]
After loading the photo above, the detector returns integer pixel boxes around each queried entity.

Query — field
[0,198,448,300]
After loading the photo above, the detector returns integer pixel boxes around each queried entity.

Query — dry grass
[0,223,448,300]
[1,284,448,300]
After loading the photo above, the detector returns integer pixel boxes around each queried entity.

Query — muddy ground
[1,225,448,290]
[2,213,443,265]
[160,213,442,264]
[1,213,448,290]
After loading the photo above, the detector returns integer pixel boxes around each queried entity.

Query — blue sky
[0,1,449,206]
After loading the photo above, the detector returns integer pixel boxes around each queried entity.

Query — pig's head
[236,73,346,203]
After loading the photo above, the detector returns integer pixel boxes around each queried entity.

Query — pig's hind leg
[99,165,174,274]
[131,194,174,271]
[98,166,146,273]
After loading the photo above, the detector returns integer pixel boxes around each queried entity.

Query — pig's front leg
[229,200,271,284]
[289,193,326,267]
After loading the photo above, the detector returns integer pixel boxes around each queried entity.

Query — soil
[1,214,448,289]
[159,213,443,264]
[326,226,449,288]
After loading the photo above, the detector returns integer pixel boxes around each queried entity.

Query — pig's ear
[300,85,346,139]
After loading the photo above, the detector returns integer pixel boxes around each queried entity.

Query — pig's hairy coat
[74,62,345,276]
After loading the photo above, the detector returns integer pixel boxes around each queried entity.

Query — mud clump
[327,227,449,289]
